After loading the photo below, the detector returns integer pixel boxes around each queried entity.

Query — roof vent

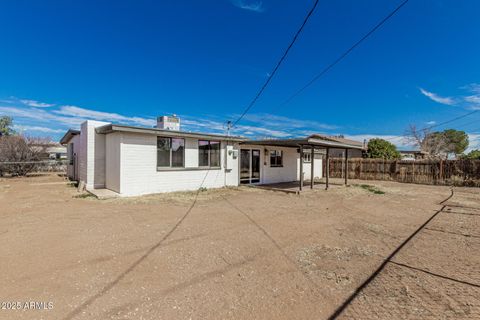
[156,115,180,131]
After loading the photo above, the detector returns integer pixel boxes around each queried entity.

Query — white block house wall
[66,134,80,180]
[298,154,323,181]
[78,120,110,189]
[106,132,240,196]
[62,120,242,196]
[240,145,322,185]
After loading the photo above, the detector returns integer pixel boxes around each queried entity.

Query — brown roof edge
[59,129,80,145]
[308,134,364,148]
[95,124,247,142]
[242,136,364,150]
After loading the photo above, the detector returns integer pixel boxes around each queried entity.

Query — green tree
[0,116,16,136]
[366,138,401,159]
[464,149,480,160]
[442,129,469,156]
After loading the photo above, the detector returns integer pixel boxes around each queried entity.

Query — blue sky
[0,0,479,150]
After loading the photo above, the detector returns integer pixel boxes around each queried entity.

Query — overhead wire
[232,0,320,127]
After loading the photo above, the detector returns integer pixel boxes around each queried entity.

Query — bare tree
[0,135,52,176]
[404,125,448,159]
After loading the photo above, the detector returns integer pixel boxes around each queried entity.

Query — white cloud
[20,99,55,108]
[14,125,65,134]
[467,133,480,152]
[464,84,480,109]
[242,113,338,130]
[230,0,264,12]
[465,95,480,104]
[181,116,292,138]
[53,105,156,127]
[426,121,436,125]
[419,88,456,106]
[419,84,480,110]
[0,106,83,127]
[344,134,414,150]
[234,124,291,138]
[462,83,480,94]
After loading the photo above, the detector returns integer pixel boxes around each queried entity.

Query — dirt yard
[1,174,479,320]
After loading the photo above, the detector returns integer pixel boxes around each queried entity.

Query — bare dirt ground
[1,174,479,320]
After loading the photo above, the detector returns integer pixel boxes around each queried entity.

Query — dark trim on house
[59,129,80,145]
[96,124,246,142]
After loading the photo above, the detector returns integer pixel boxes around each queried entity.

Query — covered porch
[240,134,365,192]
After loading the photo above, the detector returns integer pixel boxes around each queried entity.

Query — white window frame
[303,152,312,163]
[198,140,221,168]
[157,137,185,169]
[270,150,283,167]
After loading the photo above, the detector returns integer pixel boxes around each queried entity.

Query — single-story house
[399,150,427,161]
[60,116,364,196]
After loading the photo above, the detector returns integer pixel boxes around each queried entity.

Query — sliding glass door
[240,149,260,184]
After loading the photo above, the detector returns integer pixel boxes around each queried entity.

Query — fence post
[394,160,397,181]
[412,161,415,183]
[383,158,385,180]
[360,160,363,180]
[439,159,443,183]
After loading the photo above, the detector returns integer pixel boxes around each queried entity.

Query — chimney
[156,115,180,131]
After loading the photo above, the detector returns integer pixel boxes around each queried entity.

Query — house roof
[242,134,365,150]
[59,129,80,145]
[95,124,247,142]
[309,134,364,148]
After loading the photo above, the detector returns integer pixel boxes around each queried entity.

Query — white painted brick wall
[78,122,88,184]
[66,135,80,180]
[118,132,233,196]
[225,142,240,186]
[105,132,121,193]
[78,120,110,189]
[262,147,298,184]
[240,145,299,184]
[298,156,323,181]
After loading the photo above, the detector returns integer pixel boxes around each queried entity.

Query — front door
[240,149,261,184]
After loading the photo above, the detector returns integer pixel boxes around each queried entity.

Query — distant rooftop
[242,134,365,150]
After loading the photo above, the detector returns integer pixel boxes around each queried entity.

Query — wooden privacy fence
[328,158,480,187]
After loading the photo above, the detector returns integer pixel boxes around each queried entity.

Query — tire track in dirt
[61,169,218,320]
[327,188,454,319]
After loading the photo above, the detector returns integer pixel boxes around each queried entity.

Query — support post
[344,148,348,185]
[299,145,304,191]
[325,147,330,190]
[310,146,315,189]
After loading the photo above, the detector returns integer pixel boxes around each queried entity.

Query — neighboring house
[325,136,365,158]
[30,143,67,160]
[399,150,427,161]
[46,145,67,160]
[60,116,364,196]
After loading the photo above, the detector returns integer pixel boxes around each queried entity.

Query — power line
[277,0,410,109]
[232,0,320,127]
[232,0,410,135]
[383,109,479,142]
[423,110,478,131]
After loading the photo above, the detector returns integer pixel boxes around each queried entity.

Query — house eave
[59,129,80,145]
[241,137,364,150]
[95,124,247,142]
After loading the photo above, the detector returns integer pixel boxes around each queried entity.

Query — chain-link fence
[0,160,67,176]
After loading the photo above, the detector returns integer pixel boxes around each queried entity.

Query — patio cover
[241,134,365,191]
[241,134,364,150]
